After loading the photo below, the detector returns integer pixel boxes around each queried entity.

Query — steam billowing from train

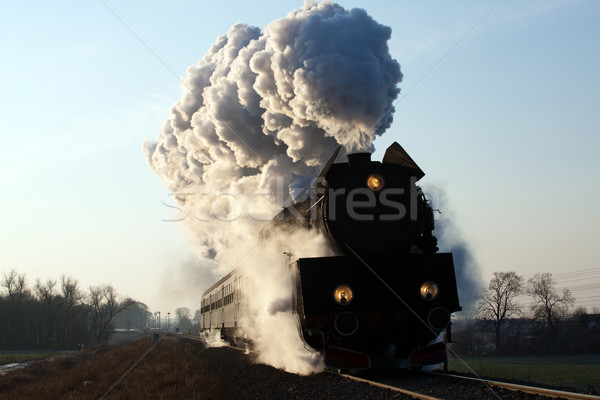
[144,1,401,268]
[144,1,402,373]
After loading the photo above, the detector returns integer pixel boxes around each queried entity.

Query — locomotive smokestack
[347,153,372,168]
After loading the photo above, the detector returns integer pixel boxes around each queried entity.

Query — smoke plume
[143,1,401,267]
[423,185,484,311]
[144,1,401,373]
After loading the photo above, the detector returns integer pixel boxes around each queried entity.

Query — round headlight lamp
[420,281,439,301]
[367,174,384,192]
[333,285,354,305]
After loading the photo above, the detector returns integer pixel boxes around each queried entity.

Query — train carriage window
[236,276,244,299]
[224,284,230,305]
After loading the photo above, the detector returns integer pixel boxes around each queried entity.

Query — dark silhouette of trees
[193,309,202,325]
[175,307,190,320]
[88,285,129,345]
[451,270,596,356]
[58,275,83,348]
[479,271,524,353]
[528,272,574,331]
[0,270,146,349]
[527,272,575,351]
[188,308,202,335]
[33,278,58,348]
[1,271,32,348]
[113,301,152,330]
[175,307,192,333]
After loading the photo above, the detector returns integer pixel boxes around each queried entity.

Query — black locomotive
[201,142,461,370]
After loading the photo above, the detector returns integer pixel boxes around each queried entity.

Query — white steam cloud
[239,231,337,374]
[144,1,402,374]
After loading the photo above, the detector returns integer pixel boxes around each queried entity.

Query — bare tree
[0,270,146,349]
[192,309,202,325]
[113,300,151,329]
[34,279,57,303]
[479,271,524,353]
[59,275,82,347]
[88,285,127,344]
[1,270,32,346]
[2,270,30,302]
[528,272,574,334]
[60,275,82,316]
[174,307,192,333]
[175,307,190,320]
[34,279,58,347]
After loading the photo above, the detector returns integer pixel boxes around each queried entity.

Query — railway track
[354,369,600,400]
[174,332,251,352]
[429,372,600,400]
[338,372,442,400]
[176,332,435,399]
[174,333,598,400]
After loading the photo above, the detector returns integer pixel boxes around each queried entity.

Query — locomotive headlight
[333,285,354,305]
[420,281,439,301]
[367,174,384,192]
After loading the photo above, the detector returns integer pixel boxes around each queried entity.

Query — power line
[554,267,600,276]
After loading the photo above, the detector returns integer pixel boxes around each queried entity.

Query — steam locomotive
[200,142,461,370]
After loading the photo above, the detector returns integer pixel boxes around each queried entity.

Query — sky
[1,0,599,316]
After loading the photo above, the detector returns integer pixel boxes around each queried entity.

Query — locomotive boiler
[200,142,461,370]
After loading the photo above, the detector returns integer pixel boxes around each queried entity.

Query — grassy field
[0,338,225,399]
[448,354,600,393]
[0,351,59,365]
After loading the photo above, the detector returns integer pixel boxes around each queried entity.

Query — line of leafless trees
[453,271,599,355]
[0,270,147,349]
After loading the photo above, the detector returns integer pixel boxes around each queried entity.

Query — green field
[448,354,600,393]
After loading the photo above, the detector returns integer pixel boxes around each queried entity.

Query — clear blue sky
[1,0,599,314]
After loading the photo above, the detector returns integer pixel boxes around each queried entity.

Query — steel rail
[431,372,600,400]
[339,372,442,400]
[173,332,255,353]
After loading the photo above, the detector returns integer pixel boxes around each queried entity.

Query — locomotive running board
[324,346,371,370]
